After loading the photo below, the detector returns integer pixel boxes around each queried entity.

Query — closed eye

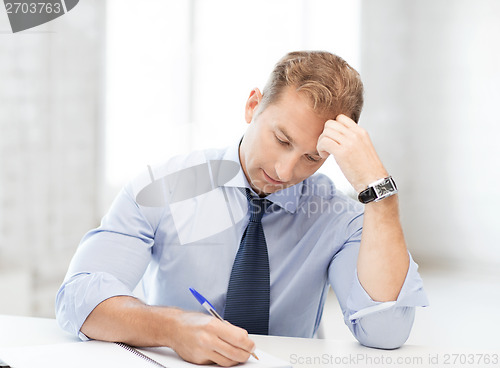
[306,154,321,163]
[275,135,290,146]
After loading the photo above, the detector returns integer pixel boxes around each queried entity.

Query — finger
[216,324,255,358]
[324,117,368,148]
[206,349,241,367]
[323,119,353,138]
[212,337,252,364]
[317,133,340,158]
[318,126,346,147]
[335,113,358,128]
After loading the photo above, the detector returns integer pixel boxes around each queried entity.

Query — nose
[275,154,299,182]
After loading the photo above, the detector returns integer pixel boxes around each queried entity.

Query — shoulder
[128,146,229,204]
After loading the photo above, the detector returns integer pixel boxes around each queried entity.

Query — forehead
[264,88,326,144]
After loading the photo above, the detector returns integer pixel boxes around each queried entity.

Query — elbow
[350,307,416,350]
[55,283,79,337]
[55,273,93,338]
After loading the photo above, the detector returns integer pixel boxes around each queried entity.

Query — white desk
[0,315,495,368]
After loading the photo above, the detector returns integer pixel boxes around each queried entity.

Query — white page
[0,340,291,368]
[0,341,140,368]
[138,346,291,368]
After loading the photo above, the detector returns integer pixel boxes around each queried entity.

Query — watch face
[374,178,396,198]
[359,177,398,203]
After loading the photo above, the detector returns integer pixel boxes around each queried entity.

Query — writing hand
[316,114,388,192]
[170,311,255,367]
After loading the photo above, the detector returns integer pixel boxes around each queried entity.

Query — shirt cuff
[56,272,135,338]
[346,252,429,322]
[78,331,91,341]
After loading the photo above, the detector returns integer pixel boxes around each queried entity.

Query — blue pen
[189,287,259,360]
[189,287,224,320]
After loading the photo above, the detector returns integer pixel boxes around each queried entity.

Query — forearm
[357,194,410,302]
[316,114,411,301]
[80,295,256,366]
[80,295,182,347]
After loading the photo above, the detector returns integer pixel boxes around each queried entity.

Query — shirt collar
[221,140,302,213]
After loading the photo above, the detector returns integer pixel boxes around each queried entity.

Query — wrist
[352,170,389,193]
[153,306,185,347]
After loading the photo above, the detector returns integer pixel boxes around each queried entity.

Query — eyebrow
[277,127,321,157]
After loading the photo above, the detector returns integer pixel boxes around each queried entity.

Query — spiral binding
[115,342,168,368]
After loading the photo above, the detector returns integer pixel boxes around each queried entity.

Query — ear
[244,88,263,124]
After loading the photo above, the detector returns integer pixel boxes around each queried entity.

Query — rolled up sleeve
[55,272,135,338]
[328,225,429,349]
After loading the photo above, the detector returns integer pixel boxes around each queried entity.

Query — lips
[262,169,284,185]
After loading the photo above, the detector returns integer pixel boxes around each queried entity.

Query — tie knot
[245,189,268,222]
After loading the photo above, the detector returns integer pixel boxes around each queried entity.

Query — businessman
[56,51,428,366]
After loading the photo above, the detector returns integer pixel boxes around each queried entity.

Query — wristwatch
[358,176,398,204]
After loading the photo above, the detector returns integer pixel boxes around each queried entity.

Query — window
[105,0,361,198]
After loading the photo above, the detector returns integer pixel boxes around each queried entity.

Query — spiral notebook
[0,340,292,368]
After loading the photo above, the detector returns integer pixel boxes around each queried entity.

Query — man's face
[239,87,327,196]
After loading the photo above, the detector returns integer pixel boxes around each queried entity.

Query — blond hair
[260,51,364,122]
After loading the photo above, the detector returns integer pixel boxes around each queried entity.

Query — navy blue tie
[224,189,270,335]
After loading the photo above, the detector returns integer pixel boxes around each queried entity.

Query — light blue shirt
[56,141,428,349]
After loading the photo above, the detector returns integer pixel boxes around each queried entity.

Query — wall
[0,1,105,316]
[360,0,500,269]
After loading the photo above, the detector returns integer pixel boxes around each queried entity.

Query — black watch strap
[358,187,377,204]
